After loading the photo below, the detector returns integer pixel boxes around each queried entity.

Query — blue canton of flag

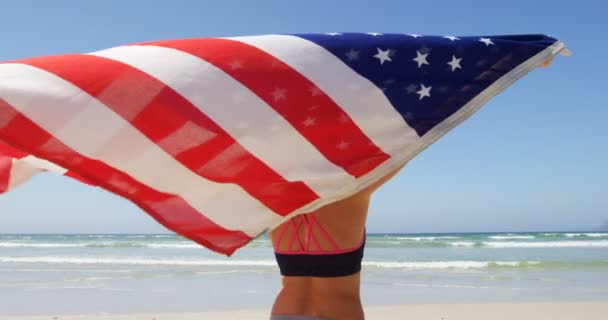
[299,33,561,136]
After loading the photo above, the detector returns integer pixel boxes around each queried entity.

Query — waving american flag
[0,33,568,255]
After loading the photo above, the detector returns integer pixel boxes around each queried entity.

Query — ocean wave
[564,233,608,238]
[585,233,608,237]
[3,256,605,270]
[362,260,542,269]
[332,259,602,270]
[84,235,117,238]
[421,240,608,248]
[0,256,278,266]
[0,257,537,269]
[4,239,608,250]
[392,236,461,241]
[488,235,536,240]
[0,236,32,240]
[0,242,200,249]
[0,243,86,248]
[483,240,608,248]
[146,243,201,249]
[448,241,477,247]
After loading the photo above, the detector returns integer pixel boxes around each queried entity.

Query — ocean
[0,232,607,315]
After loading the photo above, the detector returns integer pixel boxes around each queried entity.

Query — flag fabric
[0,140,93,192]
[0,33,568,255]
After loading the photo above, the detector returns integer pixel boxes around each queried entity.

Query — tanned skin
[269,163,406,320]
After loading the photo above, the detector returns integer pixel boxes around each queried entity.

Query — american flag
[0,33,567,255]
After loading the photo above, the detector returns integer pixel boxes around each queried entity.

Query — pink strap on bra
[274,212,365,255]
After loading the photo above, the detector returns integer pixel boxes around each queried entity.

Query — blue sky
[0,0,606,233]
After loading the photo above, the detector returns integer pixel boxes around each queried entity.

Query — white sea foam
[448,241,476,247]
[483,240,608,248]
[488,235,535,240]
[0,236,31,240]
[0,242,86,248]
[561,233,608,238]
[562,233,608,238]
[366,240,403,245]
[0,256,545,270]
[394,236,461,241]
[146,243,201,249]
[396,283,495,289]
[362,260,540,269]
[0,256,278,267]
[0,242,200,249]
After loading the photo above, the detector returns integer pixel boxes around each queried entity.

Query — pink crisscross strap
[273,212,365,255]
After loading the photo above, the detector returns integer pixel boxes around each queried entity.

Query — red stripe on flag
[18,54,319,216]
[0,154,11,193]
[63,170,96,186]
[0,98,251,255]
[1,135,95,187]
[0,139,29,159]
[145,38,391,178]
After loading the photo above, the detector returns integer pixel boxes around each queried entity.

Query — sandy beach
[1,302,605,320]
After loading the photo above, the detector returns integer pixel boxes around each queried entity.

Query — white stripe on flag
[231,35,421,157]
[8,155,69,190]
[20,155,68,174]
[0,63,279,236]
[90,45,356,196]
[8,157,44,190]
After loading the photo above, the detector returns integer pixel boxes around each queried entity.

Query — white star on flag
[367,32,383,36]
[405,83,418,94]
[337,114,349,123]
[479,38,495,46]
[408,34,422,38]
[229,60,243,70]
[345,49,360,61]
[336,140,350,150]
[271,87,287,102]
[309,86,322,96]
[374,48,392,65]
[302,117,316,127]
[416,83,432,100]
[413,50,429,68]
[444,35,460,41]
[447,55,462,71]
